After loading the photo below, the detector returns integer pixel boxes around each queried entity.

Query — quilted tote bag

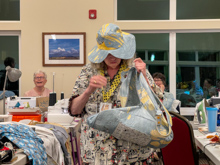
[87,67,173,148]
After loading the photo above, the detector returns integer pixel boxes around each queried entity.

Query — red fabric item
[161,116,196,165]
[0,146,10,151]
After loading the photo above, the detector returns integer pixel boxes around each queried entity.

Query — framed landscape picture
[42,32,86,66]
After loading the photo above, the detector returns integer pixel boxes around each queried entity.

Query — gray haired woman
[24,70,52,97]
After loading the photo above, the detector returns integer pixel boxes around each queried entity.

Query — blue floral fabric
[0,123,47,165]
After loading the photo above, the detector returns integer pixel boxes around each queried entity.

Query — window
[176,32,220,107]
[177,0,220,19]
[117,0,220,20]
[130,31,220,109]
[0,33,20,96]
[0,0,20,21]
[117,0,169,20]
[120,0,220,111]
[133,33,170,90]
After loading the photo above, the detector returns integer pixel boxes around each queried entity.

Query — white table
[194,130,220,165]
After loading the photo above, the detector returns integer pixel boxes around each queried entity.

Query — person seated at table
[24,70,52,97]
[153,72,174,111]
[203,78,216,99]
[189,80,203,103]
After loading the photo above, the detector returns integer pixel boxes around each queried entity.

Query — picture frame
[42,32,86,66]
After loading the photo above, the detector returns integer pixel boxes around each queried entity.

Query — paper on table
[198,127,209,135]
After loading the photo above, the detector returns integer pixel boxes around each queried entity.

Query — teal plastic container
[206,107,218,132]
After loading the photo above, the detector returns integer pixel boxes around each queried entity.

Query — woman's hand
[134,58,147,77]
[87,75,107,94]
[158,84,165,93]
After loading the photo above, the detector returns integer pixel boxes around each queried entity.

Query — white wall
[1,0,220,99]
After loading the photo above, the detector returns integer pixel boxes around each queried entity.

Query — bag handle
[134,68,173,136]
[121,67,172,127]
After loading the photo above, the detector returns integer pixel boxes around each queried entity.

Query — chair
[161,111,199,165]
[171,99,181,114]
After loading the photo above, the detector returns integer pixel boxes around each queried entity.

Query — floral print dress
[70,64,162,165]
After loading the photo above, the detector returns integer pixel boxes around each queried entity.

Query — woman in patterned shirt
[68,23,163,165]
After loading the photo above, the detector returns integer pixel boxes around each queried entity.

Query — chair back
[171,99,181,113]
[161,111,198,165]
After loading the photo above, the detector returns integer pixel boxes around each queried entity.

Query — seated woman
[203,78,216,99]
[24,70,52,97]
[153,72,175,111]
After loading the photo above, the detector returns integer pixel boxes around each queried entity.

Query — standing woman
[68,23,163,165]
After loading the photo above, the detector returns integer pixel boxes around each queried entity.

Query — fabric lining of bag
[112,122,151,146]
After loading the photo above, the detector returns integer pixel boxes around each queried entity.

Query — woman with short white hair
[24,70,52,97]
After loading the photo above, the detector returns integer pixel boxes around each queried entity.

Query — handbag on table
[87,67,173,148]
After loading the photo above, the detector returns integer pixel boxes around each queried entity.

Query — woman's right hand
[87,75,107,94]
[158,84,165,93]
[70,75,107,115]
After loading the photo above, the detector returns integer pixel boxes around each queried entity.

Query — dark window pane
[136,51,146,60]
[177,52,195,61]
[117,0,169,20]
[177,0,220,19]
[198,53,220,62]
[0,0,20,21]
[147,51,167,61]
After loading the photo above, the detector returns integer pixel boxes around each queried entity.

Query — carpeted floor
[151,158,215,165]
[199,153,215,165]
[151,152,216,165]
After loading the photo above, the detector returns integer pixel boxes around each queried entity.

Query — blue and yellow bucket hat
[88,23,136,63]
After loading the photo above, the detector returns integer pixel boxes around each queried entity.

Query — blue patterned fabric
[0,123,47,165]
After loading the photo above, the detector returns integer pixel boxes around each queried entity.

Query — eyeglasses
[154,79,162,82]
[34,76,45,80]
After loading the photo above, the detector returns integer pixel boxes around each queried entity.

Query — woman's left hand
[134,58,147,77]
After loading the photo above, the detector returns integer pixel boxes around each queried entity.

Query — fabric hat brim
[88,32,136,63]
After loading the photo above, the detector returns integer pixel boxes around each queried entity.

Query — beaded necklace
[100,64,127,102]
